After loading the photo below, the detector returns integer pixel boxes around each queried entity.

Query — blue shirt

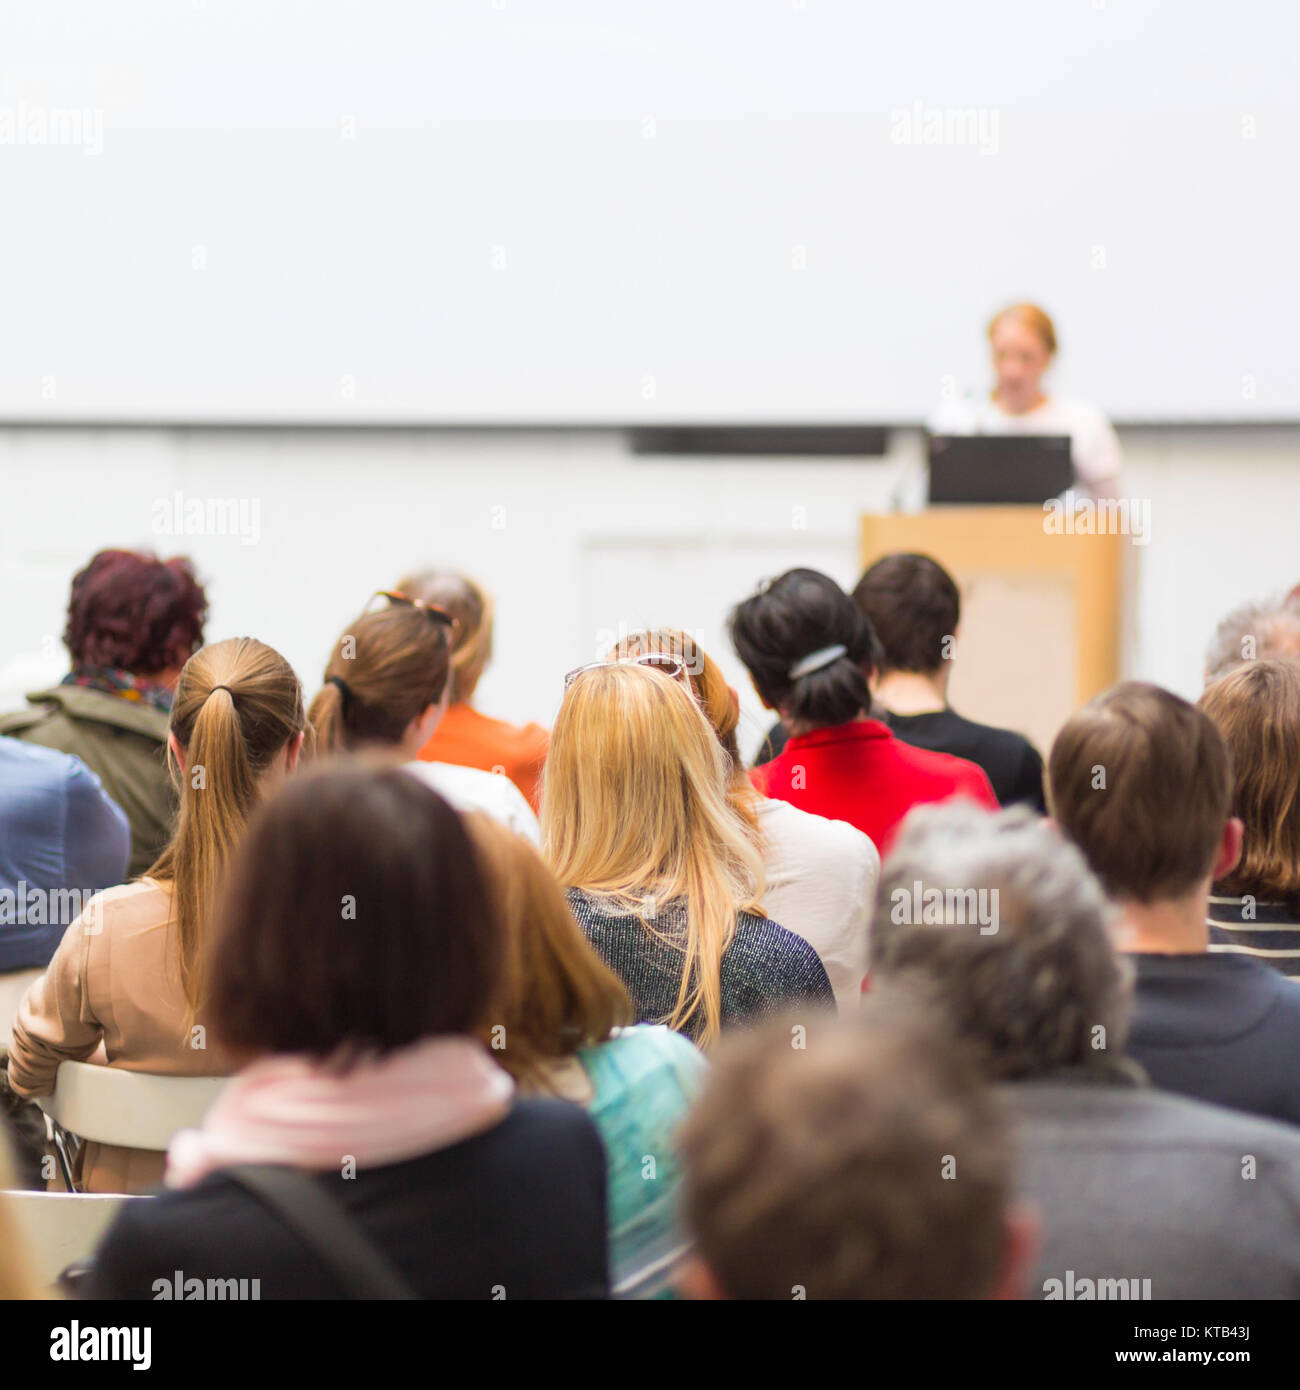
[0,737,130,971]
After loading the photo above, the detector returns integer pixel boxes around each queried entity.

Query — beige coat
[6,878,229,1193]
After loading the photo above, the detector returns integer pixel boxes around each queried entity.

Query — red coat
[751,719,998,857]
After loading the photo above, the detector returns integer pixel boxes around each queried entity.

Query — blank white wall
[1,428,1296,763]
[3,0,1297,422]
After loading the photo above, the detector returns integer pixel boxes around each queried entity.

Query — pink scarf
[165,1036,515,1189]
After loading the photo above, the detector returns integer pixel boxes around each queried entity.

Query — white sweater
[755,798,879,1012]
[404,760,541,844]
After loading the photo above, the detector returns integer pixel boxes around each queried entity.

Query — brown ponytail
[307,606,451,755]
[149,637,305,1012]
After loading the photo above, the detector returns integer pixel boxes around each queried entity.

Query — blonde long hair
[541,663,764,1045]
[149,637,305,1013]
[612,628,764,840]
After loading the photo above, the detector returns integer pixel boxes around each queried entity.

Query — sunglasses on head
[563,653,687,690]
[365,590,458,633]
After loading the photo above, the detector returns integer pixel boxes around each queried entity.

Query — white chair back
[38,1062,227,1151]
[4,1190,144,1286]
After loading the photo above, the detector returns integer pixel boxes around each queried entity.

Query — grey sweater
[566,889,834,1042]
[1006,1072,1300,1300]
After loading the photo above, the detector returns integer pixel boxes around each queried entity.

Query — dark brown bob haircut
[853,552,961,677]
[206,757,503,1062]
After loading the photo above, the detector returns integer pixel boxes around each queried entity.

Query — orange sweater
[417,703,549,811]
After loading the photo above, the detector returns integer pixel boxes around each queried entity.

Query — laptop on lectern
[926,433,1073,505]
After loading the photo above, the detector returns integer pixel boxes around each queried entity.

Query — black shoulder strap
[222,1164,418,1300]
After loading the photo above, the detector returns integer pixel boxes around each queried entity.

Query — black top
[754,718,791,767]
[86,1099,610,1300]
[884,709,1045,812]
[567,889,834,1041]
[1127,952,1300,1127]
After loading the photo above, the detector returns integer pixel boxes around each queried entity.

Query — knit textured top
[566,888,835,1041]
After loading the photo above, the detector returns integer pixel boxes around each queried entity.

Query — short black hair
[729,568,883,728]
[853,553,960,676]
[208,759,503,1059]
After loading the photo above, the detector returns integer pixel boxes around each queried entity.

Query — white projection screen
[2,0,1297,424]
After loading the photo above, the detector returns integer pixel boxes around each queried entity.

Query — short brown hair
[463,811,633,1087]
[1199,660,1300,907]
[207,759,503,1059]
[678,1000,1011,1299]
[1048,682,1232,903]
[853,553,960,676]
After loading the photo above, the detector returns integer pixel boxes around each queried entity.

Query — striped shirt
[1207,894,1300,980]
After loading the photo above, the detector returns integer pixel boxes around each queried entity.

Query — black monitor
[926,433,1073,504]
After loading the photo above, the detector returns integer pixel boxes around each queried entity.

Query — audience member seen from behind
[1050,681,1300,1127]
[0,740,129,973]
[0,550,208,877]
[872,802,1300,1300]
[307,591,538,842]
[466,811,704,1299]
[612,628,878,1010]
[676,1002,1035,1299]
[1198,660,1300,981]
[0,739,130,1189]
[87,764,609,1300]
[543,661,833,1047]
[853,552,1046,811]
[6,638,305,1193]
[1204,591,1300,681]
[731,568,996,855]
[401,570,549,811]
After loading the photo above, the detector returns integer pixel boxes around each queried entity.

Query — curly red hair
[64,549,208,675]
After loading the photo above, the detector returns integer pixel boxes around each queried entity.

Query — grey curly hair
[1204,591,1300,682]
[872,803,1133,1081]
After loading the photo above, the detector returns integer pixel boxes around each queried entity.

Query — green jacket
[0,686,176,879]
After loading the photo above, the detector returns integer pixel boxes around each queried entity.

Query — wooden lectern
[859,506,1124,758]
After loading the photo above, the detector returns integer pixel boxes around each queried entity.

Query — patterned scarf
[61,666,175,715]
